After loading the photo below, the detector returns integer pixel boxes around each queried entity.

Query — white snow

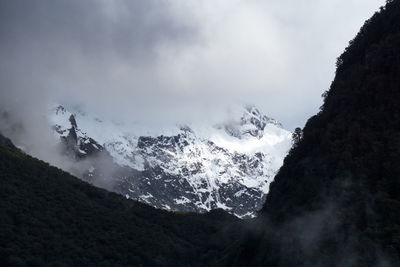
[216,202,233,210]
[237,212,257,219]
[48,103,292,218]
[174,196,191,205]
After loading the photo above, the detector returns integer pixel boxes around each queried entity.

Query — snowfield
[49,104,292,218]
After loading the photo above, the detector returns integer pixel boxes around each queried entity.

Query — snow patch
[48,103,292,218]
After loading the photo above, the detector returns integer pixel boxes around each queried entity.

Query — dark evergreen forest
[0,134,242,266]
[224,1,400,265]
[1,0,400,266]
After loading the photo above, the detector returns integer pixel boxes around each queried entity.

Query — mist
[0,0,385,167]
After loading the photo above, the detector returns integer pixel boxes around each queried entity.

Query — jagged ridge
[49,104,292,218]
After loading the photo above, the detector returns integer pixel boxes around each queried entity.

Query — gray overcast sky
[0,0,386,131]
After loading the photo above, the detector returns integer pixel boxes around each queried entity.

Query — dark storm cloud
[0,0,385,151]
[0,0,191,60]
[0,0,195,114]
[0,0,197,165]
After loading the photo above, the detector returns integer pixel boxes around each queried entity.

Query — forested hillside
[223,1,400,266]
[1,1,400,266]
[0,133,239,266]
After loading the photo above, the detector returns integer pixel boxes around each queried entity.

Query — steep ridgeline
[49,105,292,218]
[223,1,400,266]
[0,132,240,266]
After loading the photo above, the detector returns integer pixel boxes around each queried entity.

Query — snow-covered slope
[49,104,292,218]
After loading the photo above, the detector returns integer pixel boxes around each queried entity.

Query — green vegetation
[0,134,240,266]
[224,0,400,266]
[1,1,400,266]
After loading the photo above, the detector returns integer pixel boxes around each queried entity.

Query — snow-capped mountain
[49,104,292,218]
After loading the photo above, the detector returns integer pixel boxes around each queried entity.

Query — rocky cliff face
[49,105,292,218]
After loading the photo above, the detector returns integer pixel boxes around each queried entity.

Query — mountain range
[0,0,400,266]
[49,104,291,218]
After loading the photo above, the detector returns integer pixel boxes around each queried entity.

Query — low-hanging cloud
[0,0,385,150]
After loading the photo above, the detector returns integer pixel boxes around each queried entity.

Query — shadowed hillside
[222,1,400,266]
[0,133,241,266]
[1,1,400,266]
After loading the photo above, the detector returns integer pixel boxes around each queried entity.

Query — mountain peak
[48,103,292,218]
[217,105,284,140]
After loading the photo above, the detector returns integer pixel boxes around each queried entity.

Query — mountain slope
[0,133,240,266]
[223,1,400,266]
[48,105,291,218]
[2,2,399,266]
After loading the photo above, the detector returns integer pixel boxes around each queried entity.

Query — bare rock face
[49,104,292,218]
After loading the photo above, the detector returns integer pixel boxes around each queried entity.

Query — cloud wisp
[0,0,385,157]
